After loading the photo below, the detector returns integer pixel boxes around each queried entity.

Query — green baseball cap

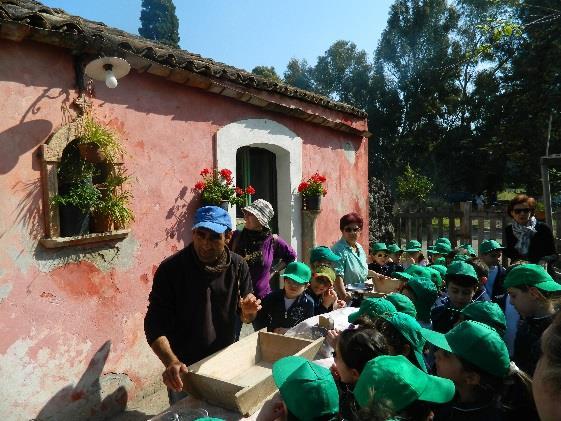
[393,271,413,281]
[404,240,422,252]
[384,293,417,318]
[310,246,341,263]
[446,261,478,283]
[436,237,452,247]
[422,320,510,378]
[272,356,339,420]
[430,264,447,278]
[387,244,403,254]
[479,239,505,255]
[433,242,452,255]
[461,301,506,334]
[348,297,397,323]
[371,242,388,253]
[383,312,427,372]
[433,257,446,265]
[460,244,477,256]
[354,355,455,410]
[282,262,312,284]
[313,265,336,285]
[503,263,561,292]
[452,253,470,262]
[405,265,442,288]
[404,277,438,322]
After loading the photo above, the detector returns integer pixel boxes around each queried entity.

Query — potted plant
[535,201,546,221]
[298,172,327,211]
[90,167,134,232]
[194,168,255,210]
[77,113,124,163]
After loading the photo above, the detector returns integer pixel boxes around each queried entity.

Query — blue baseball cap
[192,206,232,233]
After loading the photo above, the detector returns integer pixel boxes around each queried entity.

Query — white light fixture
[84,57,131,89]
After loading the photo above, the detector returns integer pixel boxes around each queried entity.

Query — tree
[139,0,180,48]
[251,66,281,82]
[369,177,395,244]
[283,58,315,91]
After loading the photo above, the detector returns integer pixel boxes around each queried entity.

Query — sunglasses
[375,253,388,258]
[513,208,531,214]
[344,227,361,233]
[314,277,332,286]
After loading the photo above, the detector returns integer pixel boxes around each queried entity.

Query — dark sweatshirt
[144,244,252,365]
[253,289,315,332]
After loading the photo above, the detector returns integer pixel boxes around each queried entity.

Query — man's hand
[162,361,189,392]
[240,293,262,323]
[322,288,337,309]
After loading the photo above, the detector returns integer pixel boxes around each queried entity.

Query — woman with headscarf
[229,199,296,300]
[504,194,556,267]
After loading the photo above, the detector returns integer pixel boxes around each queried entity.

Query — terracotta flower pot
[90,213,113,233]
[78,143,106,163]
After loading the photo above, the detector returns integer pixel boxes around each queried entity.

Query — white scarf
[512,216,537,256]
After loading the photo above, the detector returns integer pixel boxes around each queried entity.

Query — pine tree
[139,0,180,48]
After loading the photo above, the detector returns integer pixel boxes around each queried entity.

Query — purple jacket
[230,230,296,299]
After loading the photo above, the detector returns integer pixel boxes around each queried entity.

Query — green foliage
[139,0,180,48]
[51,182,101,213]
[283,58,315,91]
[396,165,433,203]
[78,114,124,162]
[195,168,255,207]
[251,66,281,82]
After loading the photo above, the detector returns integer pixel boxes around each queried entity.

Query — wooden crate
[180,330,324,416]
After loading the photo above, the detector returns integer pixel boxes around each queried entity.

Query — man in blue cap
[144,206,262,404]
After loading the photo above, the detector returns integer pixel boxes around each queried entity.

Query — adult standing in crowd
[229,199,296,300]
[332,212,369,302]
[144,206,261,404]
[504,194,556,267]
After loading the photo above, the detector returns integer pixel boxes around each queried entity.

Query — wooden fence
[394,202,561,249]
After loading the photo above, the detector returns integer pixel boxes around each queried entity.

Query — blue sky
[42,0,394,75]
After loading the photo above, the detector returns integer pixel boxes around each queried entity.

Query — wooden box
[373,276,404,294]
[181,330,324,416]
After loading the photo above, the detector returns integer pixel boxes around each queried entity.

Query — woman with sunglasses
[331,213,369,302]
[504,194,556,267]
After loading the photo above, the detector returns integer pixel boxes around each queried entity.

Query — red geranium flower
[298,182,309,193]
[200,168,211,176]
[194,181,205,191]
[235,187,244,195]
[245,185,256,195]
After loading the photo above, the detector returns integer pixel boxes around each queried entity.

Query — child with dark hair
[306,266,345,315]
[354,355,455,421]
[533,312,561,421]
[504,263,561,375]
[332,327,388,420]
[424,320,537,420]
[431,262,483,334]
[399,276,438,328]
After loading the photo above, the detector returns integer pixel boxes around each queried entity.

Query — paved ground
[110,323,256,420]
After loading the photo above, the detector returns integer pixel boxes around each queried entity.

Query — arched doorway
[215,119,303,255]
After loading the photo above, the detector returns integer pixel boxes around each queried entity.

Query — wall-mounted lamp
[84,57,131,89]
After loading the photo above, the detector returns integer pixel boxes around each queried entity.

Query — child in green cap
[353,355,455,420]
[459,301,507,336]
[386,243,405,272]
[253,262,315,334]
[331,326,388,420]
[306,266,346,316]
[399,276,438,328]
[478,239,507,301]
[431,261,485,334]
[375,312,429,372]
[423,320,536,420]
[368,242,394,277]
[263,355,339,421]
[384,293,417,318]
[309,246,342,271]
[504,263,561,375]
[402,239,425,269]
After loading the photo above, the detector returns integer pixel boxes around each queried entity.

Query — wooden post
[478,216,485,245]
[449,207,457,246]
[301,210,320,266]
[489,215,497,241]
[426,215,433,245]
[541,157,553,228]
[460,202,472,244]
[407,216,412,243]
[395,213,402,247]
[438,214,444,238]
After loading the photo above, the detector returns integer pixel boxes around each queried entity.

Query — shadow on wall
[33,340,143,421]
[154,186,200,248]
[0,119,53,175]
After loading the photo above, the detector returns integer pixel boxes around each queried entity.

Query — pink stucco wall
[0,39,368,419]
